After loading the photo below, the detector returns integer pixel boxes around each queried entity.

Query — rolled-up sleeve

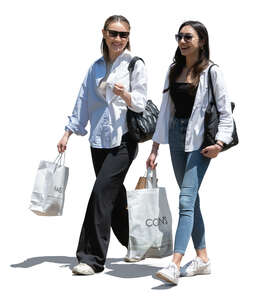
[128,60,147,113]
[65,69,90,136]
[211,66,234,144]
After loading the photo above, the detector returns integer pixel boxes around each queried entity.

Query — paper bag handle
[53,152,66,166]
[146,167,157,188]
[53,152,66,173]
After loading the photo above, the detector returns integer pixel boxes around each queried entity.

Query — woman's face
[102,21,130,58]
[177,25,203,57]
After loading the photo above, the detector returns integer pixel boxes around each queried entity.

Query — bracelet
[215,142,224,149]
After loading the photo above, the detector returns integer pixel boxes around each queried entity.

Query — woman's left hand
[113,83,126,97]
[200,144,222,158]
[113,83,131,106]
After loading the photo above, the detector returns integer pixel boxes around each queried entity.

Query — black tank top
[170,82,197,118]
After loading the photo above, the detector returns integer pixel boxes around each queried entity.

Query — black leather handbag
[126,57,159,143]
[202,64,239,151]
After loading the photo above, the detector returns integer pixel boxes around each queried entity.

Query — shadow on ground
[10,256,78,269]
[10,256,175,289]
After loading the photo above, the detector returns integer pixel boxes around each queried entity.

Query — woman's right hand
[146,152,157,170]
[57,131,72,153]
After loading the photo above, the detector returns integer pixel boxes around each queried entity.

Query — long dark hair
[101,15,131,61]
[165,20,210,92]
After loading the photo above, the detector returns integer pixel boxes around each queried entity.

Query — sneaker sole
[181,269,211,277]
[124,257,145,263]
[156,272,178,285]
[72,271,94,275]
[72,269,95,275]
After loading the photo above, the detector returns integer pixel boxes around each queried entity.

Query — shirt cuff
[65,117,88,136]
[215,132,233,145]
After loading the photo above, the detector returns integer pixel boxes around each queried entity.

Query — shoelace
[183,259,199,271]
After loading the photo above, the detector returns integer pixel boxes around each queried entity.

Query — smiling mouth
[112,43,122,46]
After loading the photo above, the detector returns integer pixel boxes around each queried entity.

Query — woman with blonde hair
[57,15,147,275]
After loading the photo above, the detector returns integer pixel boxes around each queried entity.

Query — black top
[170,82,197,118]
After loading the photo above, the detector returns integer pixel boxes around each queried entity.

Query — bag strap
[128,56,145,92]
[208,63,219,108]
[209,64,236,114]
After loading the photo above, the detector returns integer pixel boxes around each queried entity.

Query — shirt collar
[99,49,131,63]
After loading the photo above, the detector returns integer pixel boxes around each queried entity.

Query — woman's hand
[57,131,72,153]
[113,83,131,106]
[146,152,158,169]
[113,83,125,97]
[200,144,222,158]
[146,142,159,169]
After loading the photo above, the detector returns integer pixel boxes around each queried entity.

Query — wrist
[216,140,224,147]
[122,91,131,105]
[215,143,223,151]
[151,142,159,153]
[64,130,72,138]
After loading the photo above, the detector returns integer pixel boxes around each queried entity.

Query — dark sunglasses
[106,30,129,39]
[175,33,194,42]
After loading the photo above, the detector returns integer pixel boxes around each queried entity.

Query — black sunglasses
[106,30,129,39]
[175,33,194,42]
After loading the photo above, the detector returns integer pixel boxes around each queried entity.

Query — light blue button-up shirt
[65,50,147,148]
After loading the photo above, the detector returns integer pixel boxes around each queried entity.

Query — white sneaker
[180,256,211,277]
[72,263,95,275]
[156,262,180,285]
[124,255,144,262]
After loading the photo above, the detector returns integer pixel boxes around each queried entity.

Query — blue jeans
[169,117,211,254]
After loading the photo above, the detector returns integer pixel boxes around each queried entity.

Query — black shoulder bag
[126,56,159,143]
[202,64,239,151]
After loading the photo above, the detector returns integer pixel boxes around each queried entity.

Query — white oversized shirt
[152,64,234,152]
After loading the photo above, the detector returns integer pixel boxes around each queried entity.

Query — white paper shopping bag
[126,168,173,260]
[29,153,69,216]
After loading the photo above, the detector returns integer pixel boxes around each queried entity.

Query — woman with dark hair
[146,21,233,285]
[57,15,147,275]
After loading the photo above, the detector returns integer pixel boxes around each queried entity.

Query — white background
[1,0,265,299]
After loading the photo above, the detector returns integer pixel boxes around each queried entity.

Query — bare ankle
[198,255,209,263]
[171,259,181,269]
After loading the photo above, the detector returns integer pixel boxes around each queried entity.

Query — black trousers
[76,133,137,272]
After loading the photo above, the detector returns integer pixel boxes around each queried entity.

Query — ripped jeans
[169,117,211,254]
